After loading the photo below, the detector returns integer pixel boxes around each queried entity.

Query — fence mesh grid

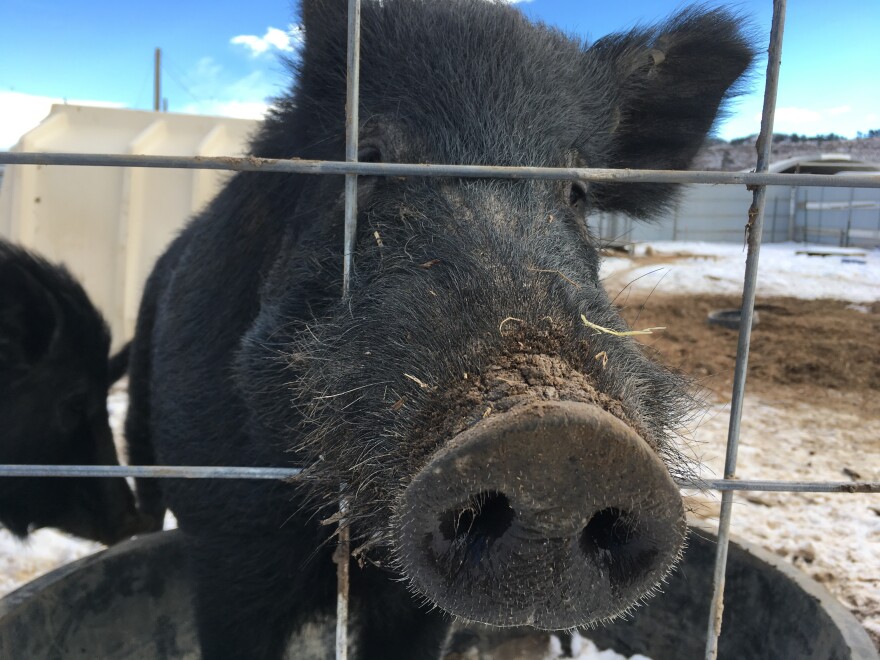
[1,0,879,658]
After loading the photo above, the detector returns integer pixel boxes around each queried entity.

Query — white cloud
[231,25,304,57]
[827,105,852,116]
[0,91,124,150]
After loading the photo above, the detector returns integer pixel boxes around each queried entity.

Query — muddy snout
[397,400,685,629]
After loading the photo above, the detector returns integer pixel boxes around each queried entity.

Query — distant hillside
[692,135,880,171]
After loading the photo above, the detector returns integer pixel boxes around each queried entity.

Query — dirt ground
[615,291,880,400]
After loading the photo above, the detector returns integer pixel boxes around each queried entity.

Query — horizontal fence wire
[2,151,880,189]
[0,465,877,493]
[0,465,302,480]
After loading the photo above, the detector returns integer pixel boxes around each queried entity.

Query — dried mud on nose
[420,344,641,453]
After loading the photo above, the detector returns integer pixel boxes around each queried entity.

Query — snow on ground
[448,631,653,659]
[0,511,176,599]
[553,633,650,660]
[553,633,651,660]
[601,241,880,303]
[107,388,129,450]
[682,395,880,645]
[0,528,102,597]
[567,638,650,660]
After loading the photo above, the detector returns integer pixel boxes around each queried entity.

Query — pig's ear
[587,8,755,218]
[0,247,60,367]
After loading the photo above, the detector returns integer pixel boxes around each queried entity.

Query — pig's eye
[358,145,383,164]
[568,181,589,212]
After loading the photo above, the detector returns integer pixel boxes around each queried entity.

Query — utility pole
[153,48,162,112]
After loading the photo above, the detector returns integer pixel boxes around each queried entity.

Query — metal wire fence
[1,0,879,658]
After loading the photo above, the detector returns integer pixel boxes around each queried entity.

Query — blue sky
[2,0,878,149]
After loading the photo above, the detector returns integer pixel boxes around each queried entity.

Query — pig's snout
[397,400,685,629]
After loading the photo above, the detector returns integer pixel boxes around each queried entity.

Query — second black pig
[0,239,148,544]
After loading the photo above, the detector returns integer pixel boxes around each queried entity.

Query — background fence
[595,181,880,247]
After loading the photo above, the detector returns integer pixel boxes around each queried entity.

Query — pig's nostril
[580,508,658,590]
[581,507,635,551]
[401,402,686,628]
[438,490,514,544]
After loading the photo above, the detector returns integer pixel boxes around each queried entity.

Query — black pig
[0,239,146,544]
[126,1,753,657]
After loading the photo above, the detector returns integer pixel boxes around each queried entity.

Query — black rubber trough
[0,526,876,659]
[707,308,760,330]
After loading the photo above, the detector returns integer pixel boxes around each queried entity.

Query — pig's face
[271,173,698,627]
[240,0,753,629]
[0,241,141,545]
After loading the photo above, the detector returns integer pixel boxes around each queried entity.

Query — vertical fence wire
[334,493,352,660]
[704,1,788,657]
[342,0,362,299]
[337,1,362,658]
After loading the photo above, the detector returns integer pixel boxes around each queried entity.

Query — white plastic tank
[0,105,258,348]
